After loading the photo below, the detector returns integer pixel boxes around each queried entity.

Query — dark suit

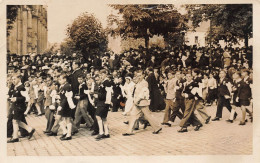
[7,83,29,137]
[96,79,112,118]
[59,83,73,117]
[179,80,202,128]
[146,72,165,112]
[170,79,185,122]
[238,77,252,106]
[69,69,83,96]
[74,83,93,128]
[216,78,232,118]
[69,68,83,118]
[193,76,210,120]
[111,82,123,112]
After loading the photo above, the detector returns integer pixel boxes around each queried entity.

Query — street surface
[7,104,252,156]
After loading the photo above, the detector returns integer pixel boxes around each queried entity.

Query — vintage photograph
[6,3,253,156]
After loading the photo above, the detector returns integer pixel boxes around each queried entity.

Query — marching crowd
[7,45,253,142]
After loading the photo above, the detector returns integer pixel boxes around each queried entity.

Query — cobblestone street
[7,104,252,156]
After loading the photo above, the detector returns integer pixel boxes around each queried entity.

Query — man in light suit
[162,70,177,127]
[122,69,162,136]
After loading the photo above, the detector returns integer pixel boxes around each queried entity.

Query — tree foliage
[60,38,79,56]
[108,4,188,48]
[7,5,19,36]
[185,4,252,47]
[66,12,108,60]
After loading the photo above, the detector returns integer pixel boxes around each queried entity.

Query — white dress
[122,81,135,114]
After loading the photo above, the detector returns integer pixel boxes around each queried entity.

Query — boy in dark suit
[95,69,112,140]
[212,70,236,121]
[57,74,76,141]
[238,69,253,125]
[74,75,93,130]
[178,72,203,132]
[7,73,35,143]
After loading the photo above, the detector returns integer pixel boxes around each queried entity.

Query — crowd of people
[7,44,253,142]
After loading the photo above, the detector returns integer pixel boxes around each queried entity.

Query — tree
[7,5,19,36]
[185,4,252,47]
[66,12,108,60]
[108,4,188,48]
[60,38,79,56]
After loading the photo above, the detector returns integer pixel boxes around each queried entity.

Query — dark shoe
[212,117,220,121]
[194,124,203,131]
[104,134,110,138]
[91,131,99,136]
[19,135,27,138]
[7,138,19,143]
[123,121,129,125]
[95,134,105,140]
[43,131,51,134]
[250,116,253,122]
[153,128,162,134]
[233,112,238,120]
[72,130,78,136]
[178,128,188,133]
[47,132,57,136]
[134,127,139,130]
[226,119,233,123]
[205,116,211,124]
[161,123,171,127]
[239,121,246,125]
[245,119,248,122]
[28,128,35,140]
[60,136,72,141]
[122,133,134,136]
[60,134,67,139]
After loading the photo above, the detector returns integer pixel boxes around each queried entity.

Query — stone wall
[7,5,48,55]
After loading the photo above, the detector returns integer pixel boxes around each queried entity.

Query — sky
[47,1,186,44]
[47,0,112,44]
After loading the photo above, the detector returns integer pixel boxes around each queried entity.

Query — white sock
[103,120,109,135]
[66,123,72,137]
[97,120,104,135]
[59,121,67,135]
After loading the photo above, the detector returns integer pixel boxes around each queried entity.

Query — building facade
[7,5,48,55]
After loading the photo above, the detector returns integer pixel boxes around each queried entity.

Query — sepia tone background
[1,0,260,163]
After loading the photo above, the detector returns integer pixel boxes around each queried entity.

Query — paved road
[7,104,252,156]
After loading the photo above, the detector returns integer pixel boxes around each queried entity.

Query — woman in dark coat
[146,67,166,112]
